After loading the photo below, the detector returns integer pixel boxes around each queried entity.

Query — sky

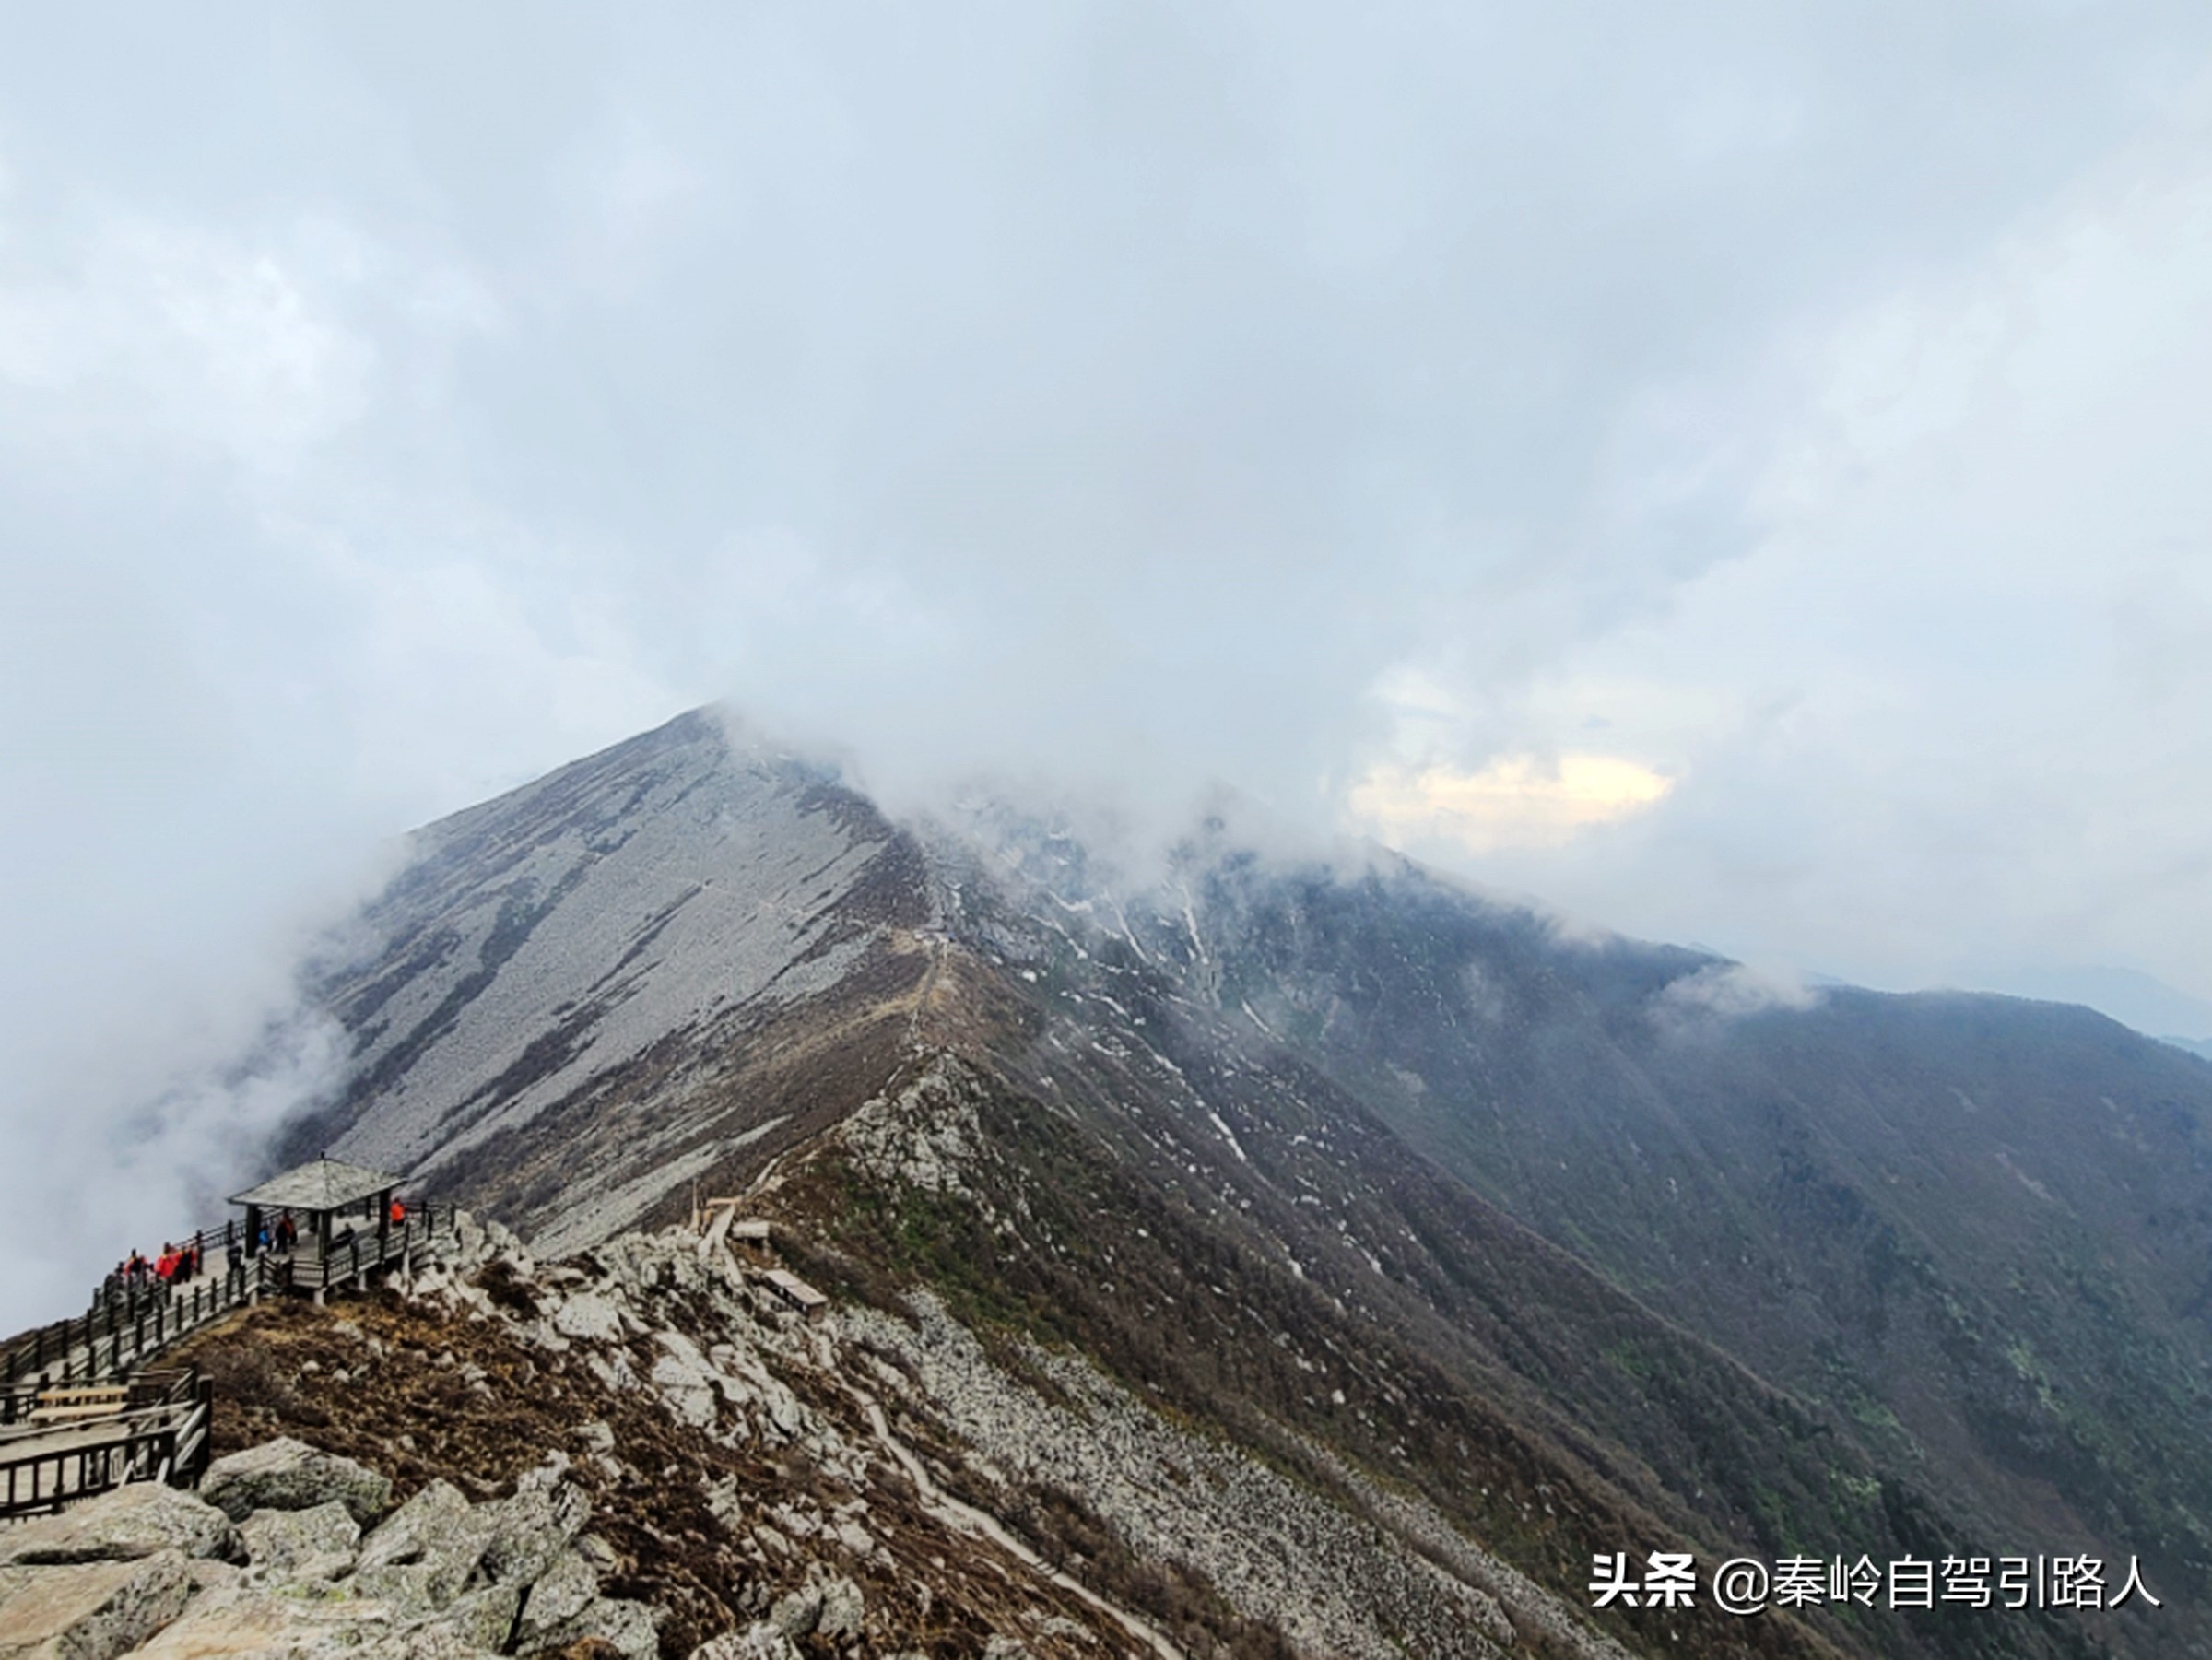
[5,3,2212,1327]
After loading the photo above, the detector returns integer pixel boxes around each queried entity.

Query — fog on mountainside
[7,9,2212,1375]
[5,10,2212,1655]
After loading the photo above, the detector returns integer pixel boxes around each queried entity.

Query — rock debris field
[2,1207,1630,1659]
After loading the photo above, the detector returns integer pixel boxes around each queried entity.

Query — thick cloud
[4,4,2211,1325]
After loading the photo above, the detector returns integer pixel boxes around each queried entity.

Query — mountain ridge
[256,706,2212,1659]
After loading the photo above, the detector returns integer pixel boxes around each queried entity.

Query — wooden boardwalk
[0,1204,455,1521]
[1,1206,455,1393]
[0,1369,212,1520]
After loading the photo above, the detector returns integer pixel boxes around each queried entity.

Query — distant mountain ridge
[268,708,2212,1660]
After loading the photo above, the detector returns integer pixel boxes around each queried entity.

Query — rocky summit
[16,705,2212,1660]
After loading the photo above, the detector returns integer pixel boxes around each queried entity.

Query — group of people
[103,1240,206,1295]
[253,1211,301,1255]
[97,1197,416,1306]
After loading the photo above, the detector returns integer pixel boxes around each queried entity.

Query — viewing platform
[230,1154,442,1306]
[0,1158,454,1392]
[0,1157,456,1520]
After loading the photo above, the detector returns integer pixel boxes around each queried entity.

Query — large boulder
[526,1595,662,1660]
[352,1479,490,1615]
[199,1436,392,1527]
[477,1480,591,1586]
[767,1569,864,1645]
[239,1498,361,1583]
[0,1484,241,1567]
[410,1581,524,1651]
[0,1549,194,1660]
[512,1549,600,1648]
[767,1582,821,1640]
[121,1580,392,1658]
[815,1574,865,1642]
[551,1290,625,1344]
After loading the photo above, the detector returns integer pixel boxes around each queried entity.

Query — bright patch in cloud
[1347,754,1675,853]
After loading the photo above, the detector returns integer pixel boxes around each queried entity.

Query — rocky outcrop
[0,1440,648,1660]
[147,1178,1674,1659]
[313,1458,651,1659]
[0,1484,241,1569]
[351,1478,493,1615]
[839,1054,990,1197]
[478,1477,592,1588]
[199,1434,392,1526]
[236,1498,359,1581]
[0,1550,194,1660]
[411,1217,1618,1657]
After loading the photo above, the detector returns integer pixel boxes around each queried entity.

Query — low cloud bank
[6,8,2212,1322]
[1656,962,1825,1033]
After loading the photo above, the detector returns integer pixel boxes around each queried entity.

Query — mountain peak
[251,712,2212,1659]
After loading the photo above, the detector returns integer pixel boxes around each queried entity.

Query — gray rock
[0,1549,194,1660]
[199,1436,392,1527]
[239,1498,361,1582]
[0,1483,241,1567]
[767,1583,821,1639]
[410,1581,523,1651]
[574,1532,621,1573]
[356,1631,504,1660]
[477,1479,591,1586]
[184,1559,241,1596]
[518,1449,574,1491]
[553,1289,624,1342]
[690,1624,803,1660]
[123,1578,420,1657]
[353,1479,490,1614]
[514,1548,600,1645]
[815,1573,865,1642]
[533,1595,662,1660]
[349,1561,451,1623]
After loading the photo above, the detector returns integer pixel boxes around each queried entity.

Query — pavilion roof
[229,1156,399,1213]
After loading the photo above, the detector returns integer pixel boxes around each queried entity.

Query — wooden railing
[0,1206,454,1389]
[0,1366,212,1521]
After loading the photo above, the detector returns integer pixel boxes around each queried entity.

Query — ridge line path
[904,932,947,1054]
